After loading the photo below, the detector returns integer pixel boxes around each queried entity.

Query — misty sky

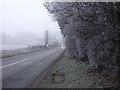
[0,2,62,45]
[2,2,60,35]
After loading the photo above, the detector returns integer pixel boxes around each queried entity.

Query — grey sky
[1,2,61,37]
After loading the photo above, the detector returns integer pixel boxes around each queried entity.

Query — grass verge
[37,52,120,88]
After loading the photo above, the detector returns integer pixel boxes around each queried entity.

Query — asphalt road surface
[2,47,64,88]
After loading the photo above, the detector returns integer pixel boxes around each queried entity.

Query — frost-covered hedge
[44,2,120,78]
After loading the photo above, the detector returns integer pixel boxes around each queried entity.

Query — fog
[1,2,62,46]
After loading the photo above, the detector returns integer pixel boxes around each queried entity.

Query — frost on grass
[38,53,119,88]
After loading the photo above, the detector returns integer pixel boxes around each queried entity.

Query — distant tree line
[44,2,120,78]
[1,31,62,46]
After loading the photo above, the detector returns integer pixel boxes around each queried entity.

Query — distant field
[1,48,30,59]
[0,45,49,59]
[0,45,28,50]
[0,45,29,59]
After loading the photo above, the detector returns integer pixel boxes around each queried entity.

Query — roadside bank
[37,53,120,88]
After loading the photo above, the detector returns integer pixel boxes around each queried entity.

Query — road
[2,47,64,88]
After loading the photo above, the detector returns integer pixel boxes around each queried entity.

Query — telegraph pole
[45,21,49,48]
[45,30,49,48]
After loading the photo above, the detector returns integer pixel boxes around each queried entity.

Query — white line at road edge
[1,48,60,69]
[1,53,46,69]
[2,58,29,69]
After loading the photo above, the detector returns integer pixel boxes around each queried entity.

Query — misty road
[2,47,64,88]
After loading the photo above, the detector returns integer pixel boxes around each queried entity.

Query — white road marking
[1,52,48,69]
[2,58,29,69]
[1,48,59,69]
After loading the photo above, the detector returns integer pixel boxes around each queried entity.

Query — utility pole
[44,21,49,48]
[45,30,49,48]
